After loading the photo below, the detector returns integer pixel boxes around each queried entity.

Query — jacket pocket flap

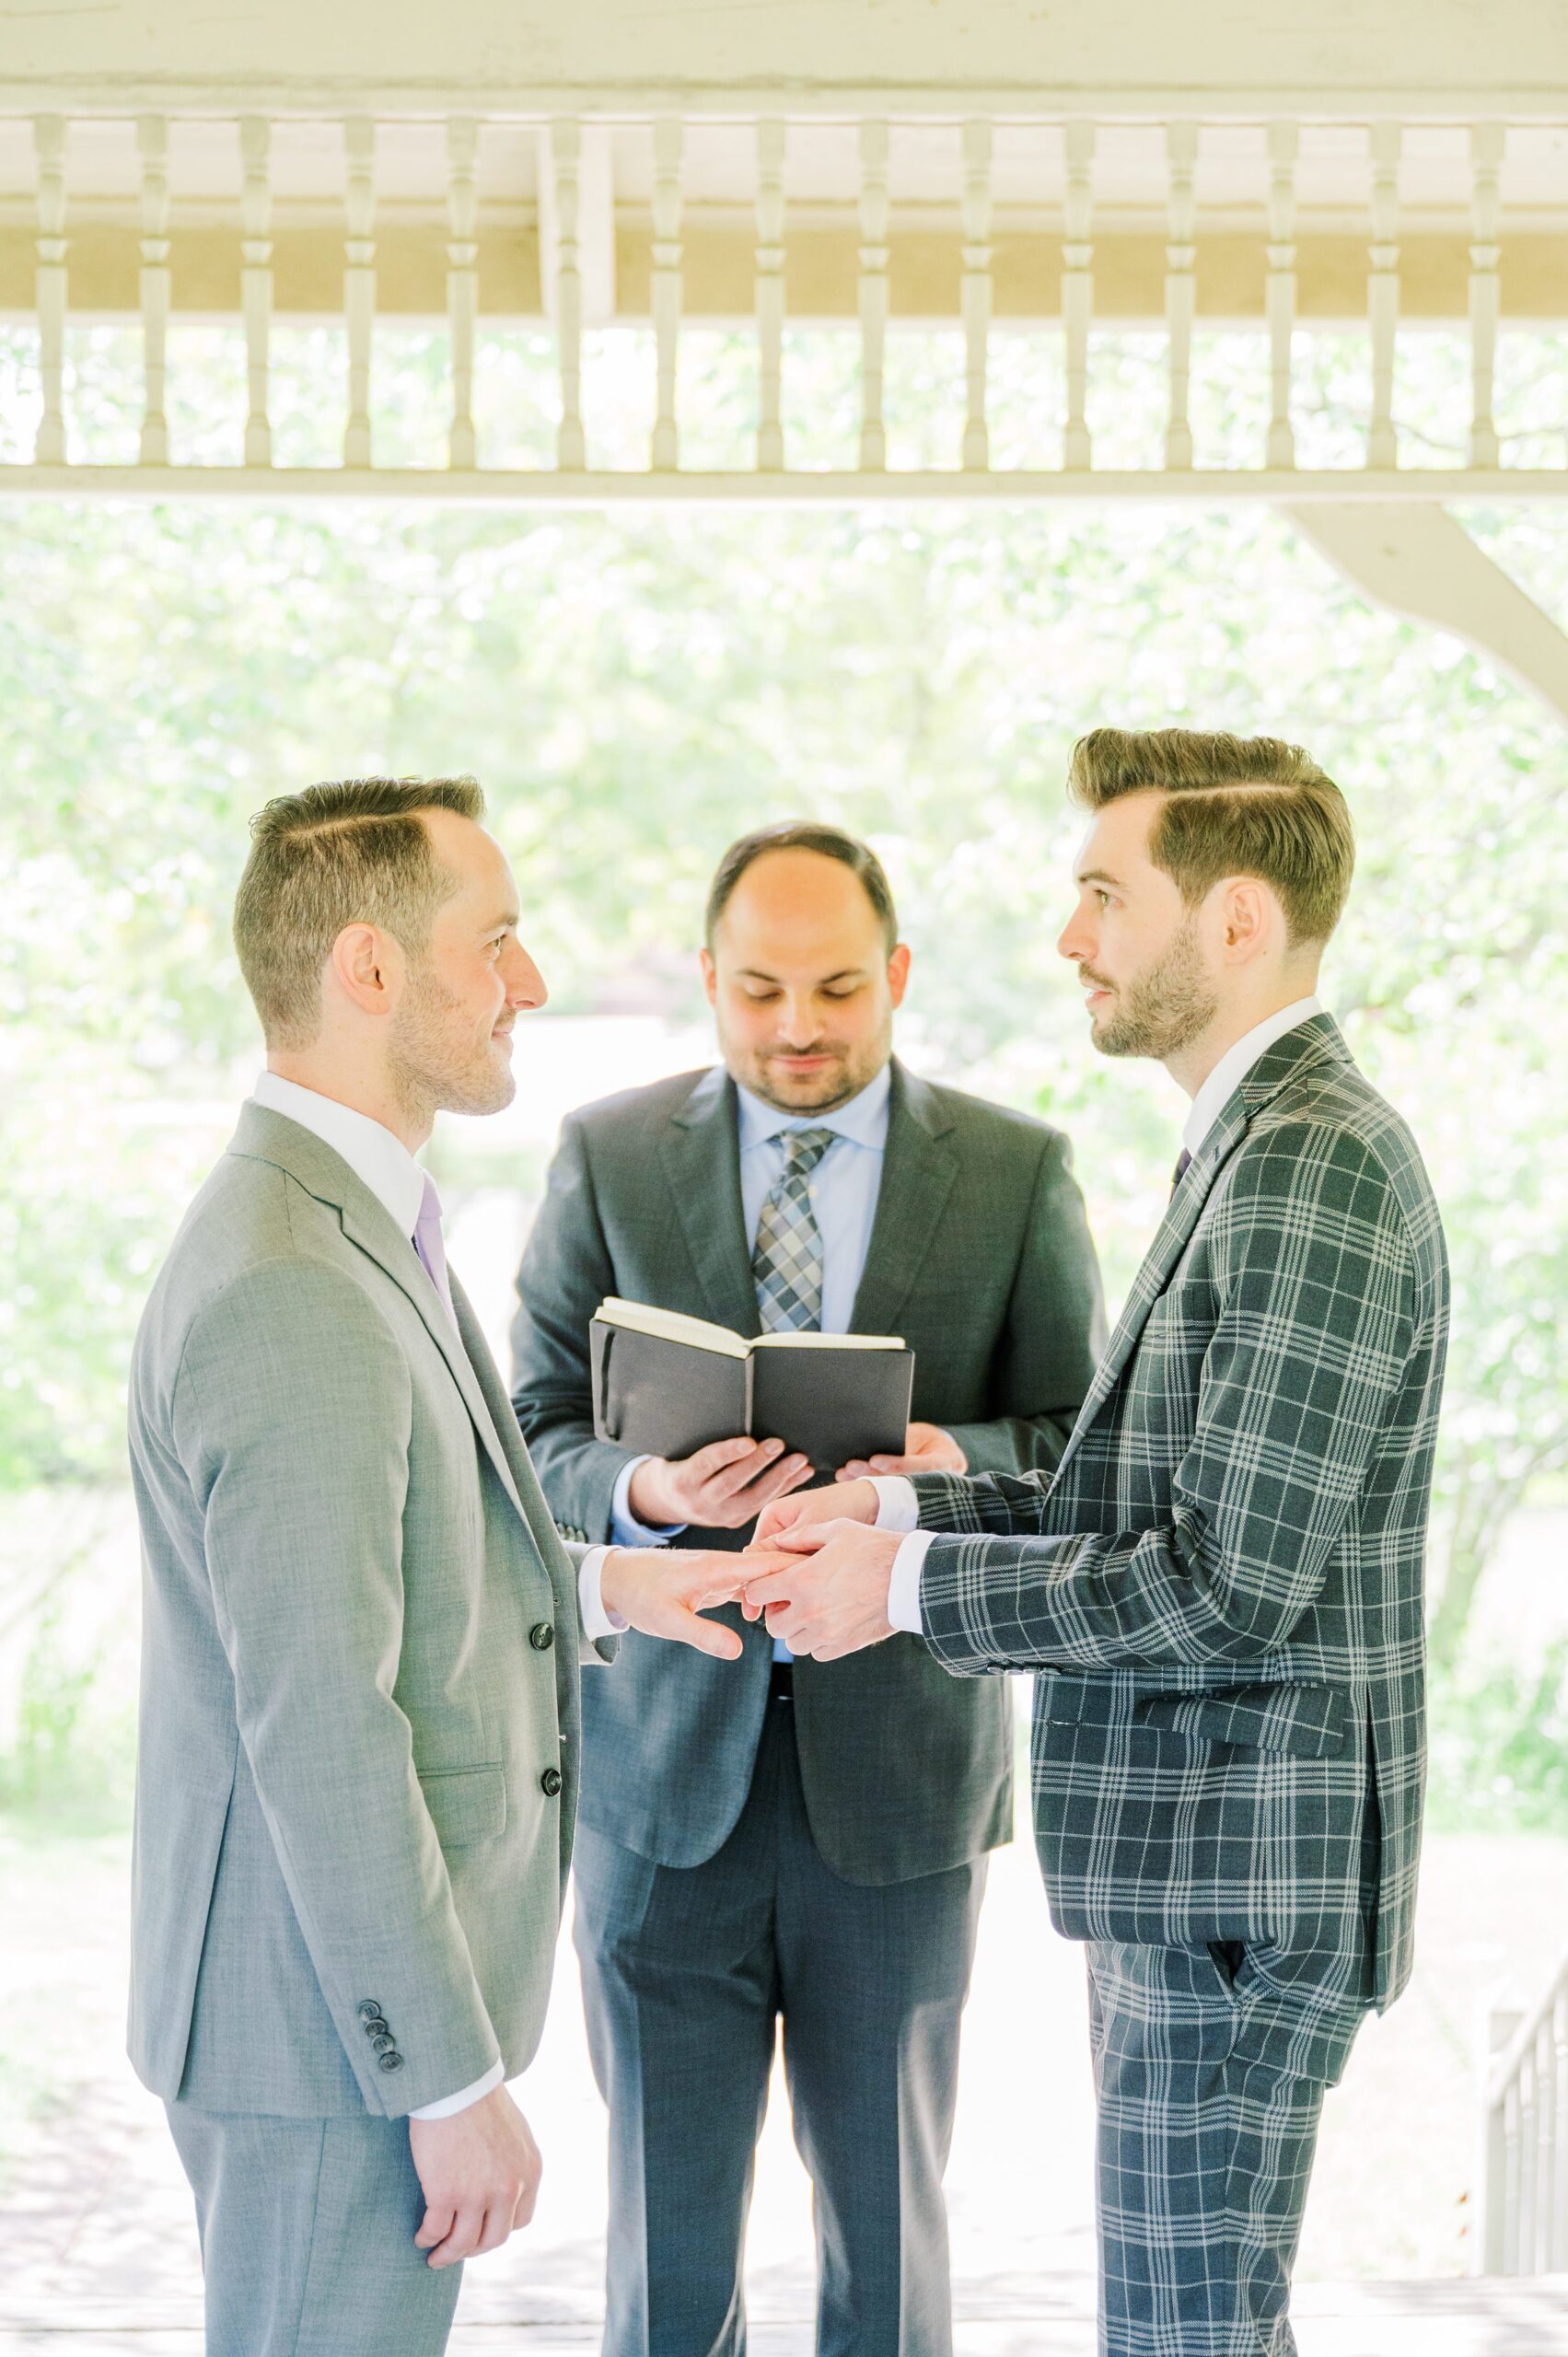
[1134,1684,1349,1759]
[417,1764,507,1848]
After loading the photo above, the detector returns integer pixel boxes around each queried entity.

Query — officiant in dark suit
[509,821,1105,2357]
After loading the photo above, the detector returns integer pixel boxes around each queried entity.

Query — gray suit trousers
[166,2101,461,2357]
[573,1690,986,2357]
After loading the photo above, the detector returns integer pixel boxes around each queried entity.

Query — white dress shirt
[874,999,1325,1633]
[592,1062,895,1660]
[250,1072,521,2122]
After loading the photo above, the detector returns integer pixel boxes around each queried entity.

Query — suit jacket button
[377,2049,405,2073]
[529,1622,554,1652]
[362,2015,389,2038]
[372,2032,397,2055]
[540,1766,563,1797]
[357,2000,384,2022]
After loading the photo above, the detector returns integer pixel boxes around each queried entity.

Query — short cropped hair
[1068,726,1354,945]
[705,820,900,954]
[233,775,485,1049]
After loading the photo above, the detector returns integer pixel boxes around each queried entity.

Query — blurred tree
[0,329,1562,1666]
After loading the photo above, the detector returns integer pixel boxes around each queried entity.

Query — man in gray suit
[510,821,1106,2357]
[128,778,753,2357]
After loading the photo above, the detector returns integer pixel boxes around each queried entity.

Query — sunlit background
[2,326,1564,2329]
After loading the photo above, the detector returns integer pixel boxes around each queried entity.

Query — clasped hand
[734,1476,906,1662]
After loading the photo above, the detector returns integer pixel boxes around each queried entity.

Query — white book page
[750,1332,906,1351]
[595,1296,750,1359]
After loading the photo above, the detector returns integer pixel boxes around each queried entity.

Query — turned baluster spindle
[239,117,273,466]
[1164,121,1199,470]
[857,119,890,472]
[343,116,377,469]
[1469,122,1505,471]
[136,114,171,465]
[1062,121,1095,470]
[650,117,683,471]
[960,118,993,471]
[1366,120,1401,470]
[1265,121,1298,470]
[33,115,68,467]
[447,117,480,470]
[550,119,587,470]
[755,119,787,472]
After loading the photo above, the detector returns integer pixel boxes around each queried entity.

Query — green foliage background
[0,328,1563,1817]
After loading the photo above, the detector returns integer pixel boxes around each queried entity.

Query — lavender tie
[413,1171,459,1331]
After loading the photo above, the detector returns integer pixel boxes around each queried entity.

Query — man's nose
[1057,912,1091,965]
[778,993,825,1040]
[505,943,549,1011]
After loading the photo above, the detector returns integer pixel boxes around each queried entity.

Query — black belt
[769,1660,794,1702]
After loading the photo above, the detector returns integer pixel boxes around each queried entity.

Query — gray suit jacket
[510,1058,1106,1887]
[908,1017,1449,2020]
[127,1104,607,2119]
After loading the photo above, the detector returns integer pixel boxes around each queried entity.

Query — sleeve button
[377,2050,405,2073]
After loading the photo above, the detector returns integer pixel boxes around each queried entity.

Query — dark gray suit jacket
[510,1057,1106,1887]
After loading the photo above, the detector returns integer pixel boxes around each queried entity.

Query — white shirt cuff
[610,1455,686,1548]
[578,1546,629,1641]
[886,1530,935,1634]
[408,2057,504,2120]
[868,1473,920,1532]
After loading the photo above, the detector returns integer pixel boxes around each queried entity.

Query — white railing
[1478,1957,1568,2273]
[0,109,1566,499]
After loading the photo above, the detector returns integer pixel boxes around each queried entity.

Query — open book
[588,1297,915,1472]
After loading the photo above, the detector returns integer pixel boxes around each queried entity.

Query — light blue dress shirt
[609,1062,895,1659]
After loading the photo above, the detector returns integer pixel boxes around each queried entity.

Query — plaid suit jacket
[909,1016,1448,2011]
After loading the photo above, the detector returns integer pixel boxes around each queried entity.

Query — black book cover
[589,1309,914,1471]
[590,1318,753,1461]
[749,1345,914,1473]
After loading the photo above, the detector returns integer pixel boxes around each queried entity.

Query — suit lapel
[231,1104,532,1531]
[659,1066,763,1336]
[849,1062,958,1337]
[1053,1013,1353,1477]
[450,1272,572,1586]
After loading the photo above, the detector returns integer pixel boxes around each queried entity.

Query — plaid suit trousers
[1087,1939,1365,2357]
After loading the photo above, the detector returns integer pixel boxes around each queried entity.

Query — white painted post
[343,117,376,469]
[755,119,787,472]
[550,119,587,470]
[33,115,67,467]
[1164,121,1199,471]
[1062,121,1095,470]
[446,117,480,471]
[649,116,683,471]
[857,119,890,472]
[239,117,273,467]
[960,118,993,471]
[1477,1986,1524,2275]
[135,115,171,466]
[1366,120,1401,470]
[1551,1988,1568,2269]
[1469,122,1505,470]
[1265,120,1298,470]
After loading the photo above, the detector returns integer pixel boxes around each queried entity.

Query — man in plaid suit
[744,727,1450,2357]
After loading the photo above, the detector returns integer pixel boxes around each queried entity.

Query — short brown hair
[234,776,485,1049]
[705,820,899,953]
[1068,727,1354,945]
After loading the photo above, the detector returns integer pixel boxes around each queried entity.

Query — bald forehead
[717,848,885,938]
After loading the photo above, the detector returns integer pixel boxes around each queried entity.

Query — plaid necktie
[752,1127,836,1331]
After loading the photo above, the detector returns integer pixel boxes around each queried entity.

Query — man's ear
[888,943,912,1007]
[328,922,405,1018]
[699,946,719,1008]
[1218,877,1272,966]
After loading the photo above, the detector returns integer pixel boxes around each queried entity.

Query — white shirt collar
[736,1057,893,1154]
[250,1072,428,1238]
[1181,997,1323,1159]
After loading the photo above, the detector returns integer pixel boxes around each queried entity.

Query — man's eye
[820,988,855,1002]
[745,991,780,1004]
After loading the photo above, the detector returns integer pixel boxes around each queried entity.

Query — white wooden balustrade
[1478,1958,1568,2276]
[0,109,1565,501]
